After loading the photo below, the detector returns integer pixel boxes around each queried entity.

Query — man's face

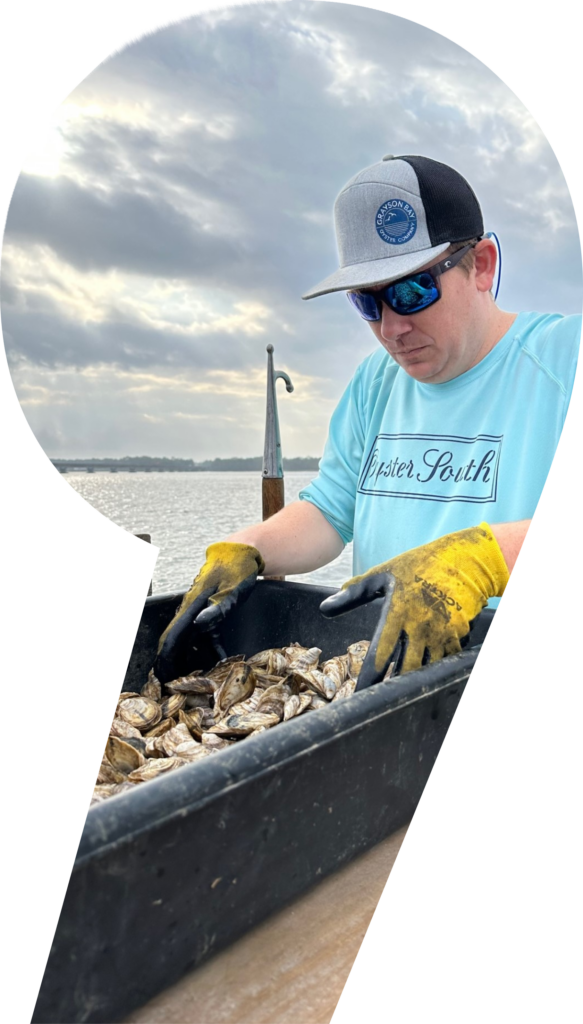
[366,246,490,384]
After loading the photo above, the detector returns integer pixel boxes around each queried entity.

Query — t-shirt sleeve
[558,315,581,415]
[533,314,581,418]
[299,366,367,545]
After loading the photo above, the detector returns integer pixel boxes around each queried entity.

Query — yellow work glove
[154,542,265,682]
[320,523,509,690]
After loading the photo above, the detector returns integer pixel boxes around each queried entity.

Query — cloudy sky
[1,1,581,460]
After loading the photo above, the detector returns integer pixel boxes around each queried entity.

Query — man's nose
[379,301,414,342]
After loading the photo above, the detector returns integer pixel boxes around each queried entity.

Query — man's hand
[154,542,265,682]
[320,523,509,689]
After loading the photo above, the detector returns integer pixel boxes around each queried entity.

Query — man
[155,155,580,688]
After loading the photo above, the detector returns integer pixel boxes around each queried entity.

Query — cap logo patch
[375,199,417,245]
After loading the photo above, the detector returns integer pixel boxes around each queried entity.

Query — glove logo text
[415,574,462,620]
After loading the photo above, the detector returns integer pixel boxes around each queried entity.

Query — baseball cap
[302,154,484,299]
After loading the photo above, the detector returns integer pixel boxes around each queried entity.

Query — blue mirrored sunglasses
[347,242,478,320]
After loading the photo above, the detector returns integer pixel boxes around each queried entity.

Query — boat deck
[123,826,408,1024]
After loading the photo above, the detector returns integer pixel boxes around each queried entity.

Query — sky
[1,0,581,460]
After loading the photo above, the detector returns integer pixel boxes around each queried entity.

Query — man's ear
[473,239,498,293]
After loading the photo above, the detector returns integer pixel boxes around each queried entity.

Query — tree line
[52,456,320,472]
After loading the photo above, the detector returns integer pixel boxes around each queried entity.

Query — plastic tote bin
[33,579,493,1023]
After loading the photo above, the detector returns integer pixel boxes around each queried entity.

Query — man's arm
[226,500,345,576]
[489,520,531,573]
[226,510,531,580]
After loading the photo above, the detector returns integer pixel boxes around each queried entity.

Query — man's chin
[399,359,443,382]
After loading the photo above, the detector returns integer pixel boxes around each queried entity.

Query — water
[64,471,353,594]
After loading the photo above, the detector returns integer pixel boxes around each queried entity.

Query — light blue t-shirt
[300,311,580,583]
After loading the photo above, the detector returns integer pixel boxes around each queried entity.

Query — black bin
[33,580,493,1023]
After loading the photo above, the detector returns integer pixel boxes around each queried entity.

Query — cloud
[5,172,243,279]
[8,358,335,460]
[1,0,580,459]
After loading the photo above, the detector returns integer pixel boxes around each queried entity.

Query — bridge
[51,460,194,473]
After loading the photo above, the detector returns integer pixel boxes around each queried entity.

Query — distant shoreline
[52,456,320,473]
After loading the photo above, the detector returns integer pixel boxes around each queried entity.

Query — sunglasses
[347,242,479,320]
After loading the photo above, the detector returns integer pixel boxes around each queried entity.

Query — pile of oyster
[92,640,371,807]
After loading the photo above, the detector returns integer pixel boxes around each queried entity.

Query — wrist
[477,523,510,597]
[206,541,266,575]
[486,520,531,576]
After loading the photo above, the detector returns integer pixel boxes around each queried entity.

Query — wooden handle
[262,478,285,580]
[262,477,284,521]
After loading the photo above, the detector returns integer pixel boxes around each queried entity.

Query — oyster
[207,655,246,687]
[179,707,205,740]
[95,635,385,806]
[333,679,357,701]
[161,723,194,757]
[165,673,215,695]
[117,696,162,731]
[321,656,347,688]
[283,645,321,672]
[109,717,142,741]
[201,733,233,750]
[97,758,127,785]
[184,694,212,710]
[245,648,277,668]
[347,641,371,681]
[106,736,146,774]
[141,670,162,701]
[91,782,134,805]
[143,717,175,739]
[145,735,167,758]
[254,682,289,719]
[229,688,264,717]
[128,757,188,782]
[208,712,280,737]
[290,669,335,701]
[160,693,187,719]
[283,692,312,720]
[214,662,256,717]
[266,651,288,676]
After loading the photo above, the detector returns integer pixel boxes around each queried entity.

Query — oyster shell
[321,656,347,688]
[214,662,256,717]
[97,759,127,785]
[91,782,134,805]
[178,707,204,740]
[254,682,288,719]
[106,736,146,774]
[141,670,162,701]
[347,641,371,681]
[333,679,357,701]
[160,693,187,719]
[161,723,193,757]
[201,733,233,750]
[109,717,142,741]
[208,712,280,737]
[165,673,216,695]
[95,631,379,805]
[117,696,162,731]
[128,757,188,782]
[283,692,312,720]
[207,655,246,687]
[143,717,175,739]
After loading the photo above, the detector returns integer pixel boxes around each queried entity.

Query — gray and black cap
[302,154,484,299]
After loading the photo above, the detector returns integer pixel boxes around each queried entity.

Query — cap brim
[302,243,452,299]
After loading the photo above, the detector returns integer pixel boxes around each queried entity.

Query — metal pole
[262,345,293,579]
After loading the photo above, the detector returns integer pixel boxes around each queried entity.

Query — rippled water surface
[65,471,353,594]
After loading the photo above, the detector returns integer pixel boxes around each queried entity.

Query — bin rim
[79,644,479,867]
